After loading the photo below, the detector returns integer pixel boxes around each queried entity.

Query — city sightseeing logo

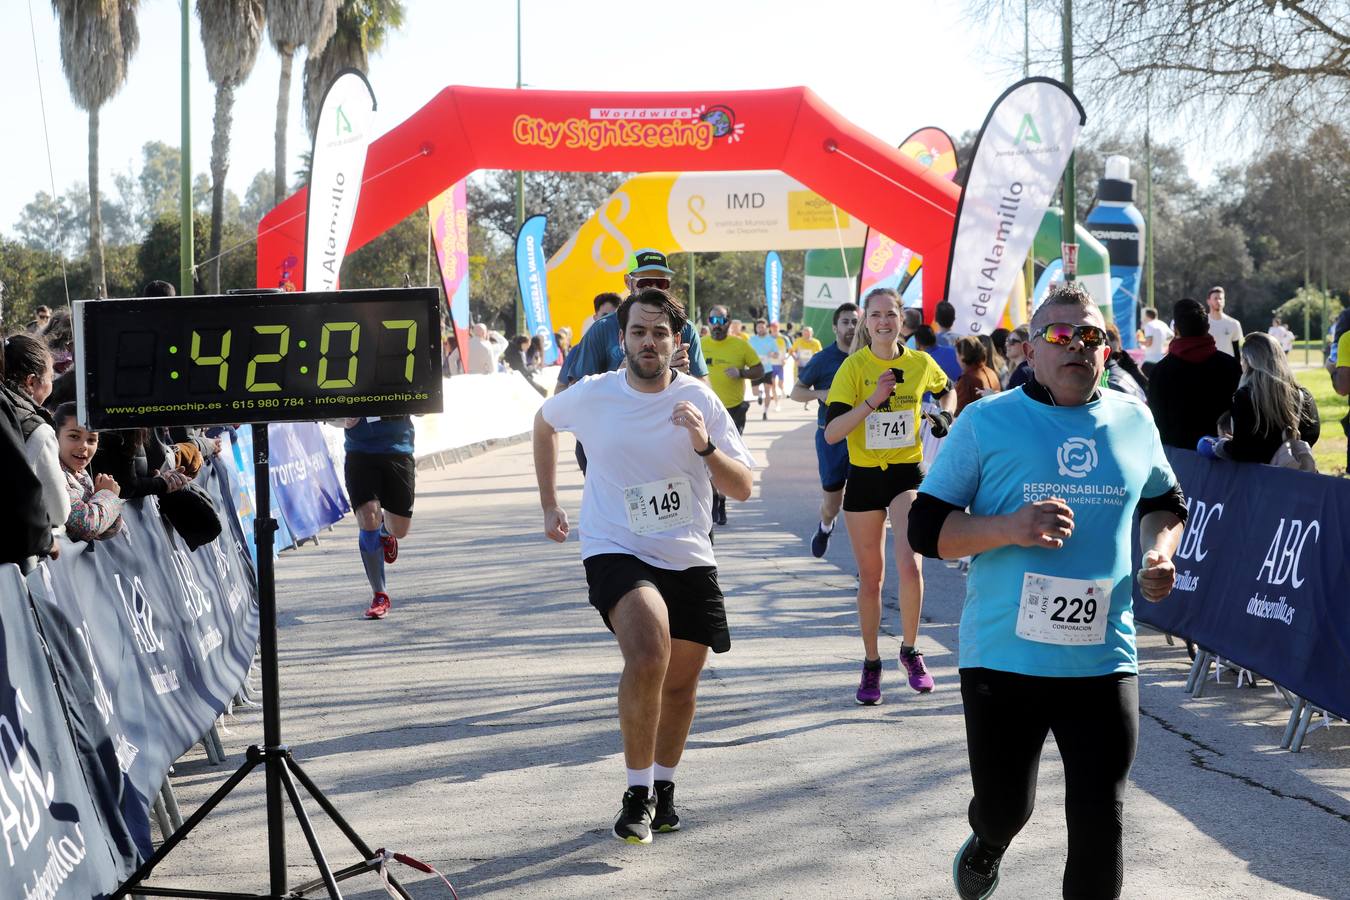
[512,104,744,152]
[1056,437,1097,479]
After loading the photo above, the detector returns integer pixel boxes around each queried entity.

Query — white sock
[820,519,835,533]
[653,763,677,783]
[626,766,654,791]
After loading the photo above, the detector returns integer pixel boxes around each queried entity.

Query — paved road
[156,402,1350,899]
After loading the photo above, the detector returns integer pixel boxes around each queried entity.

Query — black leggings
[960,668,1138,900]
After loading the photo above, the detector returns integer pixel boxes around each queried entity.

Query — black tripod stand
[113,424,410,900]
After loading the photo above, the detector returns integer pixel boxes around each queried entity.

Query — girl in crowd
[1003,324,1032,389]
[2,335,68,555]
[824,288,957,704]
[54,402,124,541]
[1222,332,1320,463]
[953,335,1001,416]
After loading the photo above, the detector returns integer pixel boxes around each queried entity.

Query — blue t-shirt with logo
[795,343,849,426]
[920,388,1177,677]
[748,334,780,366]
[344,416,415,455]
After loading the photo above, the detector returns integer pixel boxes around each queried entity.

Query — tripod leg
[112,754,262,899]
[276,765,343,899]
[284,758,413,900]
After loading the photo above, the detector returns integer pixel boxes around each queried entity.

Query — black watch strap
[695,439,717,457]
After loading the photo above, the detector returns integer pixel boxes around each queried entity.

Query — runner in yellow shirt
[702,305,765,525]
[824,287,956,704]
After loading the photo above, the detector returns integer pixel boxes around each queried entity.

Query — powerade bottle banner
[802,247,862,337]
[1086,155,1145,349]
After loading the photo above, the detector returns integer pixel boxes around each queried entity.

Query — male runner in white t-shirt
[1206,285,1243,356]
[1139,307,1172,375]
[533,288,756,845]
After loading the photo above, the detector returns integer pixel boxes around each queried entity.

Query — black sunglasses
[633,276,671,291]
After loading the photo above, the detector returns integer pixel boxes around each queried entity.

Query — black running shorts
[842,462,923,513]
[727,401,749,434]
[583,553,731,653]
[344,451,416,518]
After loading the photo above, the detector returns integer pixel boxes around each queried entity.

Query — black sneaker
[652,780,680,832]
[810,523,832,558]
[953,833,1004,899]
[613,787,655,844]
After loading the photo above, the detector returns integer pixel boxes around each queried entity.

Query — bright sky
[3,0,1207,238]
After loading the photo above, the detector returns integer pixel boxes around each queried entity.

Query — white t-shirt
[1209,314,1243,357]
[1141,319,1172,363]
[541,370,757,569]
[1269,324,1294,353]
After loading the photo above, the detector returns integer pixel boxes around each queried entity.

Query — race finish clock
[74,287,444,429]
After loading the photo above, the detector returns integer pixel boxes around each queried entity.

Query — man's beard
[627,348,670,380]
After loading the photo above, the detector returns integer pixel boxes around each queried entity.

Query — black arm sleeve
[932,378,953,398]
[908,492,964,559]
[825,401,854,425]
[1137,483,1188,523]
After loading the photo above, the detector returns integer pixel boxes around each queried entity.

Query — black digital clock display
[74,288,444,429]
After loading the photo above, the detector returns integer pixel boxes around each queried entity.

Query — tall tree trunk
[210,82,236,293]
[275,49,293,206]
[88,107,106,299]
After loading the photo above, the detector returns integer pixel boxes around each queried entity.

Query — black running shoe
[613,787,655,844]
[953,833,1004,899]
[810,524,832,558]
[652,780,680,833]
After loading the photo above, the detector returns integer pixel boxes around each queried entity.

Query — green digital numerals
[191,329,232,390]
[245,325,291,392]
[318,321,361,389]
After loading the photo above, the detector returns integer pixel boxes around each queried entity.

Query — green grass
[1293,365,1347,476]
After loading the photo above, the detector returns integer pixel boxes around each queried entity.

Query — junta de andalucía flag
[304,69,378,291]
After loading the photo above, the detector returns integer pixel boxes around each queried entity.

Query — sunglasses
[708,315,728,326]
[1038,323,1107,348]
[634,277,671,291]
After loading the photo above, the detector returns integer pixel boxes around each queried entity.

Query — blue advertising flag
[764,252,783,324]
[515,215,559,364]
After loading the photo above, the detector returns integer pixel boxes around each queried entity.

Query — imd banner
[515,215,559,364]
[764,251,783,323]
[946,78,1085,334]
[429,181,471,366]
[304,69,378,291]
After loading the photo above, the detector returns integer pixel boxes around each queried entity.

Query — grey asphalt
[154,402,1350,899]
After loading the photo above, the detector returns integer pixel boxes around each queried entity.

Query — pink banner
[429,181,471,370]
[858,127,958,301]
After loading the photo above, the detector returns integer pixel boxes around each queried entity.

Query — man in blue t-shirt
[343,416,417,620]
[789,302,859,558]
[908,284,1188,900]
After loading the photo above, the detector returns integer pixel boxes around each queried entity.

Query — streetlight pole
[514,0,526,335]
[1060,0,1077,283]
[180,1,194,295]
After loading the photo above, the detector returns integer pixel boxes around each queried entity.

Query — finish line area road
[158,403,1349,899]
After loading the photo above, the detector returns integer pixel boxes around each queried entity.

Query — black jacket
[89,429,176,500]
[0,392,52,563]
[1224,384,1320,463]
[1146,351,1242,450]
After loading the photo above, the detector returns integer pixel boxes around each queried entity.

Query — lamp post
[1060,0,1077,282]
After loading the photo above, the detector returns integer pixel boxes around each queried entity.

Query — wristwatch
[695,439,717,457]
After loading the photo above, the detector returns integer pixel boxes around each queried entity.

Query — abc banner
[429,181,472,366]
[858,127,958,298]
[764,251,783,323]
[1134,450,1350,721]
[304,69,378,291]
[515,215,558,364]
[946,78,1085,334]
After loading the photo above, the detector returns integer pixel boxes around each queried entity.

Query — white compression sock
[820,519,835,533]
[653,763,677,783]
[626,766,654,791]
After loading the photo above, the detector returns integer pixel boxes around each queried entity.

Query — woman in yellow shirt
[824,288,956,704]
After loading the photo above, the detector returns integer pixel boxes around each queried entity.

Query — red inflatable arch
[257,85,961,316]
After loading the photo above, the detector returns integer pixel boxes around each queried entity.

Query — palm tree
[302,0,405,137]
[198,0,266,292]
[267,0,338,205]
[51,0,140,298]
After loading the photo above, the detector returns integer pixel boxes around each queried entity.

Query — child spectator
[3,335,68,553]
[54,402,124,541]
